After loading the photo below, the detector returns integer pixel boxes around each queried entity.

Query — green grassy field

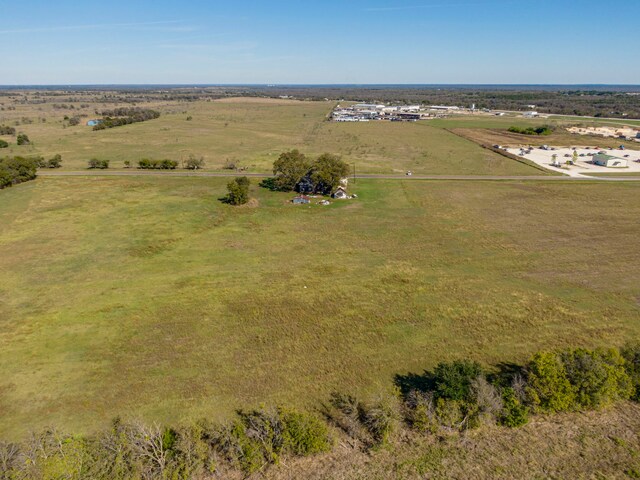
[0,98,548,175]
[1,175,639,439]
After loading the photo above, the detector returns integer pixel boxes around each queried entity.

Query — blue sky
[1,0,639,85]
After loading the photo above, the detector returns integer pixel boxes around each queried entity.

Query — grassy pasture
[1,176,639,438]
[1,98,540,175]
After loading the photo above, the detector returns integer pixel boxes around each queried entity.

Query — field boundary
[445,128,561,175]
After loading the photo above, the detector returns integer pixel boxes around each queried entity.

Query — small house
[332,187,348,199]
[592,154,628,168]
[292,195,310,205]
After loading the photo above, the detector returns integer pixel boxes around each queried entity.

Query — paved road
[37,170,640,182]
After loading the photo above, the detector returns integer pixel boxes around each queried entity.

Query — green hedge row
[1,344,638,479]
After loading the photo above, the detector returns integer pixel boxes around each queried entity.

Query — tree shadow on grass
[394,371,436,398]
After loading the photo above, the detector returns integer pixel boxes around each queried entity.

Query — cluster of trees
[224,176,250,205]
[508,125,555,136]
[0,140,8,149]
[0,408,331,478]
[138,158,178,170]
[16,134,30,145]
[185,155,205,170]
[66,115,82,126]
[265,150,350,195]
[35,154,62,168]
[0,125,16,135]
[92,108,160,130]
[1,344,638,478]
[0,156,38,189]
[88,159,110,169]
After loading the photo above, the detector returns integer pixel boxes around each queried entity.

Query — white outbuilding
[592,153,628,168]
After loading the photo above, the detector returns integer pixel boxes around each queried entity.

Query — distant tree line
[92,108,160,130]
[0,156,38,189]
[263,150,351,195]
[508,125,555,136]
[0,343,638,478]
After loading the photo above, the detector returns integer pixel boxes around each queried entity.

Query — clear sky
[1,0,639,85]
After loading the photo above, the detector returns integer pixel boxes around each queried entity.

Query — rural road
[37,171,640,182]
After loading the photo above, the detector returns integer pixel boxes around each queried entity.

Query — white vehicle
[406,171,413,176]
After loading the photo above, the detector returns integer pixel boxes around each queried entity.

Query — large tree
[309,153,350,195]
[272,150,311,191]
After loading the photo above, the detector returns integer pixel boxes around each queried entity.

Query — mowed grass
[1,176,639,438]
[0,98,538,175]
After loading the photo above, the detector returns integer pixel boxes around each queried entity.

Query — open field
[1,176,639,439]
[0,98,563,175]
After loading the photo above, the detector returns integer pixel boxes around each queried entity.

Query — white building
[523,111,539,118]
[593,153,628,168]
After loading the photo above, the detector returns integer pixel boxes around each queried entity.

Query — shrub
[433,360,484,402]
[88,158,109,169]
[622,343,640,401]
[500,387,529,428]
[280,408,332,456]
[0,140,8,149]
[471,376,503,426]
[185,155,205,170]
[358,395,400,447]
[405,390,438,434]
[0,125,16,135]
[561,348,633,409]
[46,154,62,168]
[16,133,30,145]
[225,177,250,205]
[525,352,576,412]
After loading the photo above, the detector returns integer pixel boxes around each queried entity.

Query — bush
[433,360,484,402]
[280,409,332,456]
[225,177,250,205]
[358,395,399,447]
[185,155,205,170]
[88,158,109,169]
[500,387,529,428]
[0,140,8,149]
[561,348,633,408]
[0,125,16,135]
[16,133,30,145]
[46,154,62,168]
[622,343,640,401]
[525,352,576,412]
